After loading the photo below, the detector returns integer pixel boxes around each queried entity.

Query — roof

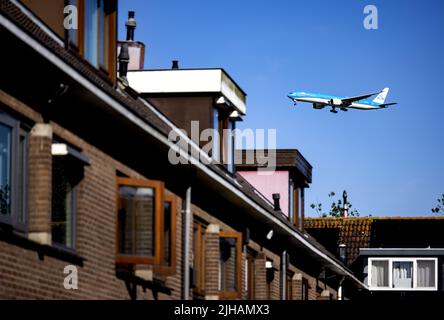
[127,69,247,115]
[0,0,365,287]
[360,248,444,256]
[235,149,313,184]
[305,217,444,265]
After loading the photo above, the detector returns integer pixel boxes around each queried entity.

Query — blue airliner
[288,87,397,113]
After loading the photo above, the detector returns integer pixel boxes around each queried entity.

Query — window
[368,258,437,291]
[116,177,164,265]
[51,142,87,249]
[266,259,275,299]
[219,231,242,299]
[301,278,309,300]
[153,194,177,275]
[51,156,77,248]
[286,272,294,300]
[83,0,99,67]
[193,221,206,295]
[211,108,220,162]
[370,260,389,288]
[246,250,256,300]
[393,261,413,289]
[0,111,27,230]
[65,0,116,76]
[289,179,294,221]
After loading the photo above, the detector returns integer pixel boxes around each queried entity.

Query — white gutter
[0,13,366,289]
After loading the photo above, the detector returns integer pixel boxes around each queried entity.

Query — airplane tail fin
[373,87,389,104]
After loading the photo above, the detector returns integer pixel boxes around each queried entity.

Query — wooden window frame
[286,271,294,300]
[65,0,84,55]
[65,0,116,81]
[218,230,242,299]
[246,249,256,300]
[153,194,177,275]
[115,177,164,266]
[193,221,206,296]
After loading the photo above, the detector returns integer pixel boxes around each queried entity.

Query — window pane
[51,157,75,248]
[226,120,234,173]
[84,0,99,67]
[0,123,12,217]
[99,0,105,67]
[118,185,155,256]
[219,237,238,292]
[212,108,220,162]
[371,260,389,287]
[392,261,413,288]
[417,260,435,288]
[162,201,172,265]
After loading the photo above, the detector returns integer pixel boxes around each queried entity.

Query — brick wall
[204,224,219,299]
[0,90,339,301]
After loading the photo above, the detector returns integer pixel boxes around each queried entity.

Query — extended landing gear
[340,108,348,112]
[330,107,338,114]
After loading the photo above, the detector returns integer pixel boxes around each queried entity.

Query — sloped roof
[305,218,373,265]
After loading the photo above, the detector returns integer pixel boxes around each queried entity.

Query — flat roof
[360,248,444,256]
[127,68,247,115]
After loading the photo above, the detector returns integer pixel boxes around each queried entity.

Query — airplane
[287,87,397,113]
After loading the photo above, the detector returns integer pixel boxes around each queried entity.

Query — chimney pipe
[343,190,348,217]
[125,11,136,41]
[118,43,130,82]
[338,243,347,264]
[172,60,179,69]
[272,193,281,211]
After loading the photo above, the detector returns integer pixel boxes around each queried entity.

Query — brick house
[305,217,444,299]
[0,0,366,300]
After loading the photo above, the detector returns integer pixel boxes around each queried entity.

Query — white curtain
[417,260,435,287]
[393,262,413,288]
[371,261,388,287]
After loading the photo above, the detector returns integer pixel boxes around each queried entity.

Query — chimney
[272,193,281,211]
[125,11,136,41]
[172,60,179,69]
[118,43,129,83]
[117,11,145,71]
[338,243,347,264]
[343,190,348,217]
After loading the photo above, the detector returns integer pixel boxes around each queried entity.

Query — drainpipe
[183,185,192,300]
[280,250,287,300]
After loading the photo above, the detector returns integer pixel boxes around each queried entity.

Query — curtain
[393,261,413,288]
[371,260,388,287]
[417,260,435,287]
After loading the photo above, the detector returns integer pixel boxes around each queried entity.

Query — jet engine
[313,103,325,109]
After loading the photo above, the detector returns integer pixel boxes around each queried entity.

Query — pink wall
[238,170,289,216]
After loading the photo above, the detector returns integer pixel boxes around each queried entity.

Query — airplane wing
[341,92,381,104]
[378,102,397,108]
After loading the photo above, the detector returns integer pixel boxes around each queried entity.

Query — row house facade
[0,0,366,300]
[305,217,444,300]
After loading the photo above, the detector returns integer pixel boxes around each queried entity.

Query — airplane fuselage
[288,91,382,110]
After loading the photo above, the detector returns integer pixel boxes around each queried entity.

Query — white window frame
[368,257,438,291]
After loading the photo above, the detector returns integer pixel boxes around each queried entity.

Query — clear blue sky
[118,0,444,217]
